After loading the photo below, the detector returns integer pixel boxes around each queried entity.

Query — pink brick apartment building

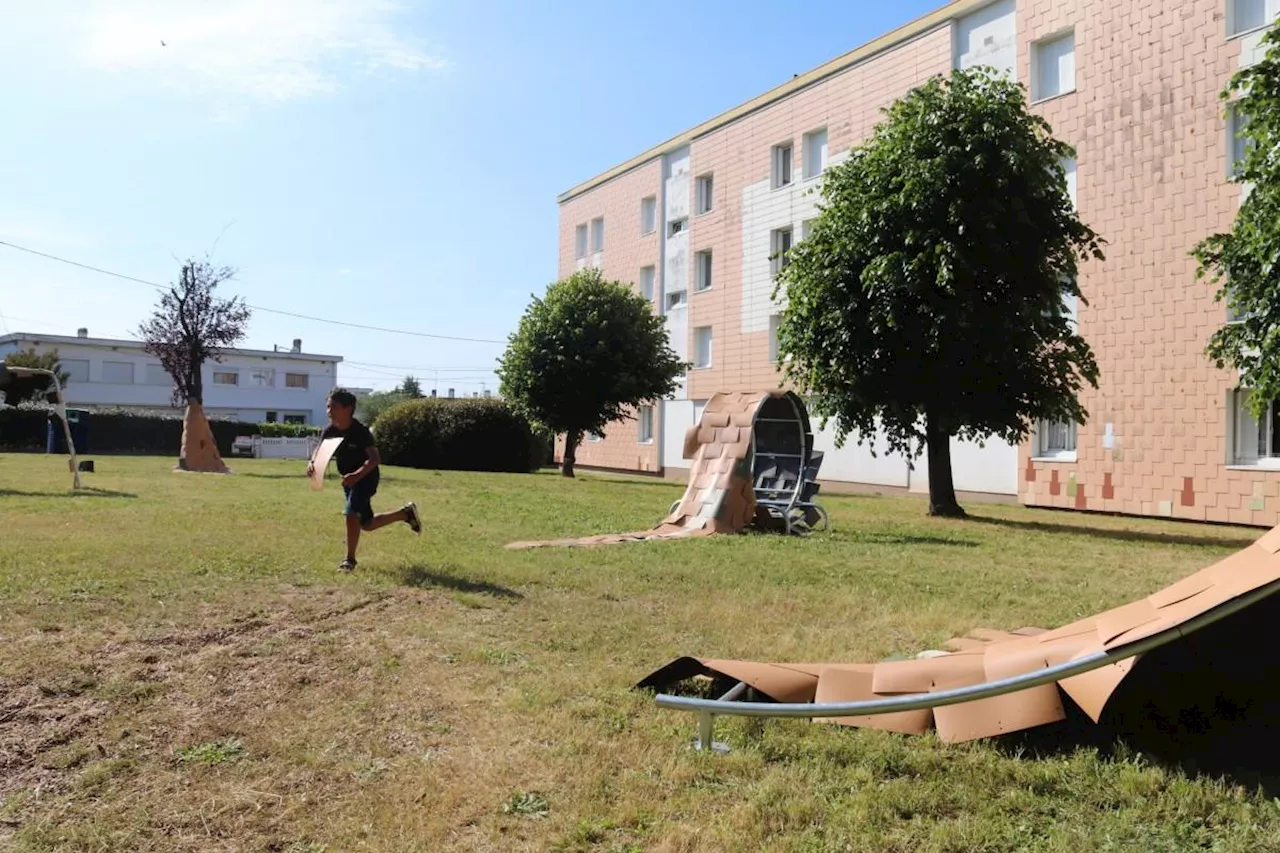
[555,0,1280,527]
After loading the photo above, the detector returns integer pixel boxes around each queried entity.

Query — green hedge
[0,406,273,455]
[374,397,548,473]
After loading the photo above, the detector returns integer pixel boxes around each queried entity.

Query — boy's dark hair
[328,388,358,410]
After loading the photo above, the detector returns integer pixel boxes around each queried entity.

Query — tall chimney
[77,327,88,338]
[291,338,302,353]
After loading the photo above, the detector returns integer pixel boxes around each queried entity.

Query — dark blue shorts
[342,471,379,526]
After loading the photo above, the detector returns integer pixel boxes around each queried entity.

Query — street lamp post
[7,366,82,489]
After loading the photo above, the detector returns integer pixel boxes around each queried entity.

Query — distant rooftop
[0,329,344,363]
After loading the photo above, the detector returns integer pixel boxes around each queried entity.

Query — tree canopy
[773,65,1105,516]
[137,258,251,407]
[497,267,688,476]
[0,346,70,406]
[397,375,424,398]
[1193,24,1280,420]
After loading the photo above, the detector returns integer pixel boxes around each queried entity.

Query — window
[284,414,307,425]
[639,266,656,301]
[285,372,309,389]
[1036,419,1077,459]
[586,431,603,443]
[213,371,239,386]
[266,411,278,423]
[696,174,714,214]
[666,290,687,310]
[772,142,793,189]
[803,128,828,179]
[695,250,713,291]
[145,363,171,386]
[1229,103,1253,177]
[1061,275,1079,327]
[768,314,782,363]
[801,219,816,241]
[637,405,654,443]
[1060,156,1077,209]
[640,197,657,234]
[770,227,793,275]
[102,361,134,384]
[1031,30,1076,101]
[668,218,687,236]
[61,359,90,383]
[590,217,605,253]
[693,326,713,368]
[1232,389,1280,466]
[574,224,588,259]
[249,368,275,387]
[1230,0,1276,36]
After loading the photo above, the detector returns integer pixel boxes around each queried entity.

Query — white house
[0,328,343,426]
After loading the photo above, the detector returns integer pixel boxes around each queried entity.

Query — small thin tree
[137,257,251,471]
[774,66,1104,517]
[498,268,688,477]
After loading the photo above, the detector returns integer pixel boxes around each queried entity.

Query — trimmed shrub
[374,397,546,473]
[0,405,263,455]
[258,421,320,438]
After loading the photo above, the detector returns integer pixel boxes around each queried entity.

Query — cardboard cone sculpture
[637,524,1280,743]
[176,402,231,474]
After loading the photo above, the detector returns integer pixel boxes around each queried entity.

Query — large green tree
[1193,25,1280,421]
[498,267,688,477]
[0,346,71,406]
[773,65,1105,517]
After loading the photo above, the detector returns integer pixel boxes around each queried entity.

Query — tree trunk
[562,432,579,478]
[925,411,965,518]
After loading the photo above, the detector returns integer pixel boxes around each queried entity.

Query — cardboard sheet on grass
[309,437,344,490]
[505,390,777,549]
[637,524,1280,742]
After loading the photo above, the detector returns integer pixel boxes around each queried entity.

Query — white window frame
[212,370,239,386]
[668,218,687,237]
[1229,0,1279,38]
[1231,388,1280,467]
[695,249,713,292]
[102,360,135,385]
[803,127,828,180]
[61,358,90,383]
[637,405,654,444]
[666,290,688,310]
[695,174,714,214]
[1060,155,1077,209]
[801,219,816,241]
[768,313,782,363]
[574,224,588,259]
[1030,29,1076,102]
[770,227,793,276]
[693,326,713,369]
[1034,418,1077,461]
[590,217,605,253]
[1228,102,1252,178]
[772,142,793,189]
[639,265,656,301]
[640,197,657,235]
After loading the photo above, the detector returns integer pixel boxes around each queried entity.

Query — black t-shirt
[322,419,376,475]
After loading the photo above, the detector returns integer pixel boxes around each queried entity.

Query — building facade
[0,329,342,426]
[555,0,1280,526]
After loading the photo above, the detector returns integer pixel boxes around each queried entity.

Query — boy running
[308,388,421,571]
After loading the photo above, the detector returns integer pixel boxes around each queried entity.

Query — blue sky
[0,0,941,395]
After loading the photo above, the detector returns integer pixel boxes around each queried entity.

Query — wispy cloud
[74,0,449,101]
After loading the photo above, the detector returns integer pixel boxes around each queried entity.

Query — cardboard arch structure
[505,389,829,550]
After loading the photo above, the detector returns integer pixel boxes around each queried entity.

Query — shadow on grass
[397,564,523,600]
[966,513,1258,550]
[845,531,979,548]
[0,487,138,499]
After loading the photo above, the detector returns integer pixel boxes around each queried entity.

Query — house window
[693,326,713,368]
[695,250,713,291]
[801,219,816,241]
[770,227,793,275]
[266,411,278,423]
[61,359,90,383]
[637,405,654,443]
[586,430,603,443]
[249,368,275,387]
[1229,103,1253,177]
[639,266,656,301]
[213,371,239,386]
[1233,389,1280,466]
[575,224,588,259]
[666,290,688,310]
[1061,276,1079,328]
[668,218,686,236]
[1230,0,1275,36]
[102,361,135,384]
[803,128,828,179]
[772,142,793,189]
[1031,29,1076,101]
[590,217,605,253]
[1060,156,1077,209]
[696,174,714,214]
[285,372,309,389]
[1036,419,1077,458]
[640,197,657,234]
[145,363,171,385]
[284,414,307,425]
[768,314,782,363]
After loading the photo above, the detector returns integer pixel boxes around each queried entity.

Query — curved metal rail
[655,578,1280,750]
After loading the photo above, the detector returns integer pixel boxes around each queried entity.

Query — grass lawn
[3,453,1280,852]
